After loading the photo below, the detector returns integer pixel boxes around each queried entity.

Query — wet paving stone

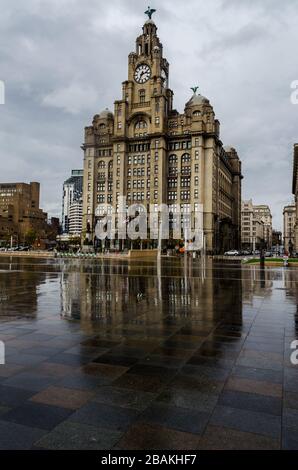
[210,405,281,439]
[199,424,280,450]
[34,421,122,450]
[1,401,73,430]
[117,422,201,450]
[0,385,36,407]
[139,402,210,435]
[3,372,58,392]
[0,257,297,449]
[218,390,282,416]
[156,387,219,413]
[113,372,168,393]
[0,419,46,449]
[224,376,283,398]
[30,386,95,410]
[91,386,156,411]
[69,401,140,431]
[231,365,283,384]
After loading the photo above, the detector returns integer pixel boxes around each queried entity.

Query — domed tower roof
[185,90,209,108]
[99,108,114,119]
[145,19,156,26]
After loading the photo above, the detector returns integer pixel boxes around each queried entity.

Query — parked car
[224,250,239,256]
[254,250,260,256]
[265,251,272,257]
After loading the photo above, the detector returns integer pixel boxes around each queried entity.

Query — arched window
[169,154,177,164]
[181,153,191,163]
[99,123,106,129]
[193,110,201,117]
[135,120,147,130]
[98,160,105,169]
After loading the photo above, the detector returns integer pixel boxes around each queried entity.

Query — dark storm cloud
[0,0,297,227]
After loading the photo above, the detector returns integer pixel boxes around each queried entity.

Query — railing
[132,101,151,109]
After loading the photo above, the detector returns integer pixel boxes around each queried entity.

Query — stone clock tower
[82,9,242,253]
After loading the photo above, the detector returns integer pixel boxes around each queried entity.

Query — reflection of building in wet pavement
[0,260,47,318]
[241,265,274,305]
[60,259,243,330]
[284,269,298,333]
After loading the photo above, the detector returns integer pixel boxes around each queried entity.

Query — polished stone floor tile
[199,424,280,450]
[6,353,48,366]
[117,422,201,450]
[92,386,156,410]
[127,363,177,380]
[57,374,110,391]
[3,372,58,392]
[0,384,36,407]
[210,405,281,439]
[283,407,298,429]
[93,354,139,368]
[282,426,298,450]
[139,354,187,369]
[184,355,234,369]
[284,369,298,393]
[224,376,283,398]
[181,364,230,381]
[236,349,283,371]
[231,365,283,384]
[140,402,210,435]
[156,387,219,413]
[113,373,168,393]
[34,421,122,450]
[48,352,91,367]
[283,391,298,410]
[169,373,224,395]
[34,361,76,378]
[1,401,73,430]
[69,401,139,431]
[81,362,129,379]
[30,386,94,409]
[0,419,46,450]
[0,364,25,378]
[150,346,193,359]
[218,390,282,416]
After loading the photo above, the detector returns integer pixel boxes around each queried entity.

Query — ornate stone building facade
[82,12,242,253]
[253,204,272,249]
[241,199,265,251]
[283,204,296,254]
[293,144,298,254]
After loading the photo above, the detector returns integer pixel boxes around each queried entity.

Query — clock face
[134,64,151,84]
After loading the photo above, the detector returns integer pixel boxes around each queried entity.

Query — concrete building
[62,170,83,234]
[68,199,83,236]
[283,204,296,254]
[253,205,272,249]
[0,182,47,244]
[241,199,265,251]
[292,144,298,253]
[82,11,242,253]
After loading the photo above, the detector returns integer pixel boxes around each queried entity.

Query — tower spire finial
[145,6,156,20]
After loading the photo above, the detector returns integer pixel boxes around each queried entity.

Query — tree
[25,229,37,246]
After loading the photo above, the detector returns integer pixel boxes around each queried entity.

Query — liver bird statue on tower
[145,6,156,20]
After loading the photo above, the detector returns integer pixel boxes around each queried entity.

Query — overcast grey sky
[0,0,297,230]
